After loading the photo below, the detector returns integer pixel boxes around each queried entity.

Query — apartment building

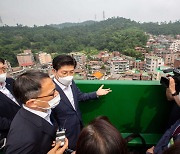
[38,52,52,65]
[162,52,179,66]
[134,60,145,70]
[110,57,129,74]
[145,56,164,72]
[170,40,180,52]
[17,50,34,67]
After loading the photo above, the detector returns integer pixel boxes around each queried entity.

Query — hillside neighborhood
[5,34,180,81]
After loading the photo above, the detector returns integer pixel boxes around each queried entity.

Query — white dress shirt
[0,82,19,106]
[23,105,52,125]
[54,78,76,110]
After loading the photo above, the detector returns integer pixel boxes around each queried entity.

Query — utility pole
[0,16,3,27]
[103,11,105,20]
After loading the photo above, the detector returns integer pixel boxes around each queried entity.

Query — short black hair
[76,116,127,154]
[13,70,49,105]
[0,58,5,64]
[52,55,77,71]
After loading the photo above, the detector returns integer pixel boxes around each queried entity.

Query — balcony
[76,80,171,147]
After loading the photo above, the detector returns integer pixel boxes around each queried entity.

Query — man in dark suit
[5,71,68,154]
[52,55,112,150]
[0,58,20,149]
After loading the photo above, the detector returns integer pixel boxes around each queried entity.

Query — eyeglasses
[36,89,56,99]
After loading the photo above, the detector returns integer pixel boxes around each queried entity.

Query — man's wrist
[96,91,99,97]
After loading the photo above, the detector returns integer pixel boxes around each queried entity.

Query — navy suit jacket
[52,80,97,150]
[154,119,180,154]
[0,78,20,138]
[5,108,56,154]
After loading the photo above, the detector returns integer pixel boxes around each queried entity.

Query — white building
[170,40,180,52]
[110,57,129,74]
[145,56,164,72]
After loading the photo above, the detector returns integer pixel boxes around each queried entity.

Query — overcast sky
[0,0,180,27]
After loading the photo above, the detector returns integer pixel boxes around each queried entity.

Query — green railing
[76,80,171,146]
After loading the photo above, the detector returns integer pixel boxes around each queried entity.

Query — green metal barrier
[76,80,172,146]
[0,80,171,153]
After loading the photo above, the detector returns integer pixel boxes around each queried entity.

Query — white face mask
[48,94,61,109]
[0,73,6,83]
[58,76,73,86]
[36,94,61,110]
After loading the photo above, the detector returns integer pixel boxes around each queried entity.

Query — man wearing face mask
[0,58,20,150]
[52,55,112,150]
[5,71,68,154]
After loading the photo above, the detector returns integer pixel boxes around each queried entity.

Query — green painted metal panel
[76,80,171,145]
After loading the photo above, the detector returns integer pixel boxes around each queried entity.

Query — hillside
[50,20,96,29]
[0,17,180,66]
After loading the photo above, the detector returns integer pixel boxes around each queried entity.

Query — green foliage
[81,47,99,56]
[140,21,180,35]
[0,17,179,66]
[123,48,144,60]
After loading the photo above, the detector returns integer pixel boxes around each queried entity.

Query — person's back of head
[76,116,127,154]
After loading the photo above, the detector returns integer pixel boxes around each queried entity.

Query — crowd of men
[0,55,111,154]
[0,55,180,154]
